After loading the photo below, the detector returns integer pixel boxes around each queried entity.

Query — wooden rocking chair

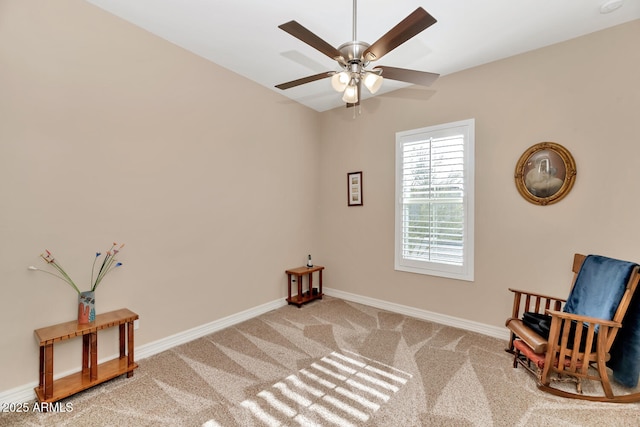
[505,253,640,403]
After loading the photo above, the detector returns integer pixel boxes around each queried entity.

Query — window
[395,119,474,281]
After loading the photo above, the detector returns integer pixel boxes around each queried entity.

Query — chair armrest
[545,309,622,329]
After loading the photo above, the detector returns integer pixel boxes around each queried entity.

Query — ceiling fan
[275,0,440,107]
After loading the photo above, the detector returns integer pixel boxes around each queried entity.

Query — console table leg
[318,269,323,298]
[127,321,135,377]
[90,332,98,381]
[82,335,90,375]
[119,324,126,358]
[38,345,45,391]
[297,274,302,303]
[44,344,53,400]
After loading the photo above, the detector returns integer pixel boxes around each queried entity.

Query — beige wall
[318,20,640,329]
[0,0,320,391]
[1,0,639,395]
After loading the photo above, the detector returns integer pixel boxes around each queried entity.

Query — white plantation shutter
[395,119,474,281]
[401,135,464,263]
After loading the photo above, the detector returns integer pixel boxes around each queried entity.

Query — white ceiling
[85,0,640,112]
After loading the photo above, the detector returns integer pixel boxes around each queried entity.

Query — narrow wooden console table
[286,265,324,307]
[34,308,139,404]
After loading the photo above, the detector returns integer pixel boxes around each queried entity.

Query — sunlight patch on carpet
[202,350,412,427]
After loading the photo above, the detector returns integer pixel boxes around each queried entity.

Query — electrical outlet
[134,319,139,330]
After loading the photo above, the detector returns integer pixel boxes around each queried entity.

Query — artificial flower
[28,243,124,294]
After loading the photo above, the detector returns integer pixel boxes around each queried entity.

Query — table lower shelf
[35,357,138,403]
[286,291,323,307]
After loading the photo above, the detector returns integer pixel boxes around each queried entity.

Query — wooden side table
[286,265,324,307]
[34,308,138,404]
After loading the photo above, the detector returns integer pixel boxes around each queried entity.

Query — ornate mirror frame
[514,142,577,206]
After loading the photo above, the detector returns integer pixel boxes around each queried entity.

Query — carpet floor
[2,296,639,426]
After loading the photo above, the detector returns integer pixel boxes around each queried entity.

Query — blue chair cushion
[563,255,636,325]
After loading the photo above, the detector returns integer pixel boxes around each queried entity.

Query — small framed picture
[347,171,363,206]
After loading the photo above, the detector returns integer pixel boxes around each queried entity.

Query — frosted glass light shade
[342,84,358,103]
[363,72,383,94]
[331,72,350,92]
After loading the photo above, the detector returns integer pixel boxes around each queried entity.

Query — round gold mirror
[514,142,577,206]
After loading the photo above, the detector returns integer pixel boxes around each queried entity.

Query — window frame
[394,119,475,281]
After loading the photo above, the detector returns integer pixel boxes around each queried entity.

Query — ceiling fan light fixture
[275,1,439,109]
[363,72,383,94]
[331,71,350,92]
[342,83,358,103]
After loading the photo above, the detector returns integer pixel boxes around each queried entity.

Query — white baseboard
[134,298,287,361]
[0,383,38,407]
[1,290,508,404]
[323,287,510,341]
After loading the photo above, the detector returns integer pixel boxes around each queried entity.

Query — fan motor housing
[338,41,370,65]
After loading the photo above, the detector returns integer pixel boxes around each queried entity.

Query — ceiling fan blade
[363,8,437,62]
[375,66,439,86]
[279,21,345,63]
[275,71,333,90]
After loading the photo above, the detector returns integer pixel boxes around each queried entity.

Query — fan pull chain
[352,104,362,119]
